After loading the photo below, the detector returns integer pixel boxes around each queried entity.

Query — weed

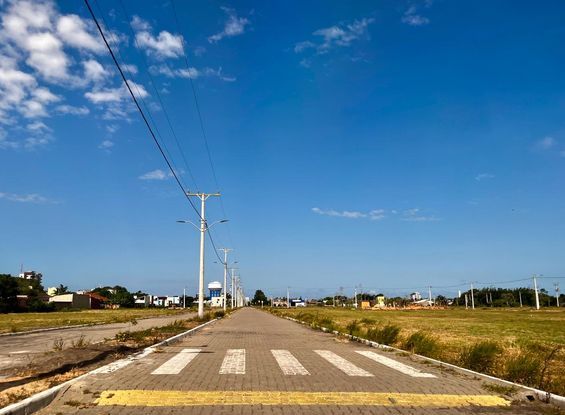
[403,331,440,358]
[52,338,64,351]
[130,318,138,326]
[359,317,375,325]
[214,310,225,318]
[71,335,90,348]
[318,317,335,332]
[375,324,401,345]
[460,341,501,374]
[504,353,541,385]
[346,320,361,336]
[64,400,82,407]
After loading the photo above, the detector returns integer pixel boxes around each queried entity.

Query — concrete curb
[0,317,219,415]
[282,315,565,408]
[0,312,196,337]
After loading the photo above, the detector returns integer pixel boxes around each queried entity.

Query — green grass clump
[460,341,501,374]
[367,324,401,345]
[504,353,541,385]
[403,331,440,358]
[345,320,361,336]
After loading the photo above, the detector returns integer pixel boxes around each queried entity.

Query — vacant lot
[270,307,565,396]
[0,308,192,334]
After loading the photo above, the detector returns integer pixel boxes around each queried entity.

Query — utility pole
[183,192,221,319]
[428,285,432,305]
[287,286,290,308]
[354,286,358,308]
[555,283,560,308]
[464,293,468,309]
[519,290,523,307]
[533,274,540,310]
[470,282,475,310]
[218,248,233,312]
[183,287,186,309]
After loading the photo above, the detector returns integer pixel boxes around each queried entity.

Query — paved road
[0,311,194,373]
[37,308,543,414]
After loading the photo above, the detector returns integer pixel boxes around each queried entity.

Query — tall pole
[187,192,221,319]
[428,285,432,304]
[519,290,523,307]
[287,286,290,308]
[533,275,540,310]
[354,286,358,308]
[219,248,233,312]
[555,283,560,308]
[470,282,475,310]
[183,287,186,309]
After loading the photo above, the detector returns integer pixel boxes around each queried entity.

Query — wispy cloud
[0,191,56,204]
[138,169,173,181]
[401,5,430,26]
[536,136,556,150]
[208,7,250,43]
[98,139,114,151]
[312,207,385,221]
[150,65,236,82]
[295,17,374,64]
[401,208,439,222]
[475,173,495,181]
[131,15,184,59]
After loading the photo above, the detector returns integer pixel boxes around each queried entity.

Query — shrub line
[281,315,565,408]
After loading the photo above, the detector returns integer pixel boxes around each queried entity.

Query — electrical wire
[169,0,236,257]
[85,0,227,265]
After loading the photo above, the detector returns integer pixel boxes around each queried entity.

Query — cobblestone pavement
[37,308,548,414]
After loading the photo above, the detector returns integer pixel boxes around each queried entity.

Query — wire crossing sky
[0,0,564,298]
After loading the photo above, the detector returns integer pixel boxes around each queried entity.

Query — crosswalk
[150,348,437,379]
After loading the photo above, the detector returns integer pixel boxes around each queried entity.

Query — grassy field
[0,308,193,334]
[270,307,565,396]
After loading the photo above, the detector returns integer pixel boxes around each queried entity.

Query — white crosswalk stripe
[271,350,310,375]
[356,350,436,378]
[314,350,373,377]
[219,349,246,374]
[151,348,201,375]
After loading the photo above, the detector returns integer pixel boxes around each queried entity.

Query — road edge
[0,317,219,415]
[281,315,565,408]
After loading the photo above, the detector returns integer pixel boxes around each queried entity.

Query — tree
[54,284,69,295]
[0,274,19,313]
[252,290,268,305]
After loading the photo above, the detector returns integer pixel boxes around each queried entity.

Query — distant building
[290,298,306,307]
[167,296,181,307]
[49,293,91,309]
[86,292,108,309]
[208,281,223,308]
[19,271,42,284]
[410,292,422,302]
[47,287,57,296]
[134,294,151,307]
[375,294,386,308]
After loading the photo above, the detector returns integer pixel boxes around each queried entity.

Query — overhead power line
[84,0,227,264]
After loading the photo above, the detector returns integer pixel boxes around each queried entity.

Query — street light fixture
[177,218,229,318]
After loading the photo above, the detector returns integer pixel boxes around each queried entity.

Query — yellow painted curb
[96,390,510,407]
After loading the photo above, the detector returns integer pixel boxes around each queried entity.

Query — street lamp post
[177,211,227,319]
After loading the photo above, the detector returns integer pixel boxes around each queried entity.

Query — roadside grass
[270,307,565,396]
[0,308,192,334]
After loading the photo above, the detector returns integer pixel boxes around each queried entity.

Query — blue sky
[1,0,564,299]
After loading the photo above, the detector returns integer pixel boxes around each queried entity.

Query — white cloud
[98,139,114,150]
[208,7,250,43]
[84,80,148,104]
[27,121,50,132]
[0,191,54,203]
[294,17,374,61]
[32,87,60,103]
[139,169,172,180]
[54,104,89,115]
[475,173,495,181]
[536,136,556,150]
[150,64,236,82]
[83,59,106,82]
[131,16,183,59]
[401,208,439,222]
[56,14,104,53]
[311,207,386,221]
[402,5,430,26]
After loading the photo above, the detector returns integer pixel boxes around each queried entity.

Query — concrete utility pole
[183,287,186,309]
[218,248,233,312]
[428,286,432,304]
[354,286,358,308]
[554,283,560,307]
[519,291,523,307]
[470,282,475,310]
[287,287,290,308]
[533,274,540,310]
[184,192,222,319]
